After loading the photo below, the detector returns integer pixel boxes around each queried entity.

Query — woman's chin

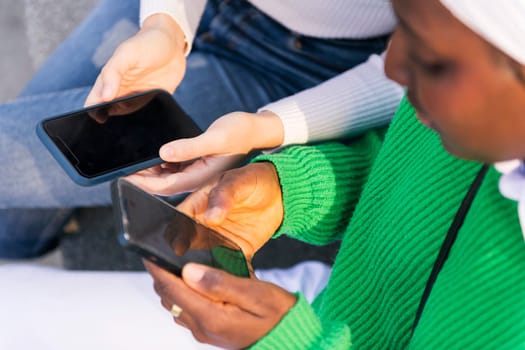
[440,139,461,157]
[416,111,434,129]
[439,137,488,162]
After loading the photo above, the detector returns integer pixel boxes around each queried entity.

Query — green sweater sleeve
[253,130,384,245]
[250,294,351,350]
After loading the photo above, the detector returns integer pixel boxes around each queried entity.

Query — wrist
[252,110,285,150]
[142,13,187,54]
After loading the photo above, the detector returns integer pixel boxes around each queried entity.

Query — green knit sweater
[251,98,525,349]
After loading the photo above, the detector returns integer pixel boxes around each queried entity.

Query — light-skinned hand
[84,13,187,107]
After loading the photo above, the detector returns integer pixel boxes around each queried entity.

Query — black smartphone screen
[112,179,251,277]
[41,90,201,178]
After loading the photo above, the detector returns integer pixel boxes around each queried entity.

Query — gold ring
[170,304,183,318]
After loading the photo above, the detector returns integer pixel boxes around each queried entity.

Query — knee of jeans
[0,208,71,259]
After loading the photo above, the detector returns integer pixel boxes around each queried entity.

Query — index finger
[159,130,243,163]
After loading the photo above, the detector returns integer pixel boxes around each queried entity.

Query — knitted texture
[252,98,525,349]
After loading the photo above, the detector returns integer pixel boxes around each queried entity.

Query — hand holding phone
[36,89,201,186]
[111,179,251,277]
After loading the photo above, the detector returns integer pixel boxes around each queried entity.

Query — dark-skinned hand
[145,261,297,349]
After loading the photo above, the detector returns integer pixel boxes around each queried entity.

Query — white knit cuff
[259,100,309,146]
[140,0,206,55]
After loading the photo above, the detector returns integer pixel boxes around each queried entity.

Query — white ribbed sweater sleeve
[140,0,206,55]
[260,54,405,145]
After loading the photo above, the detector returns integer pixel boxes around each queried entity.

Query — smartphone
[36,89,201,186]
[111,178,251,278]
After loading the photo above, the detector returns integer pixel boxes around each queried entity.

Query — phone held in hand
[111,178,251,278]
[36,89,201,186]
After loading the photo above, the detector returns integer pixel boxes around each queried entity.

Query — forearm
[140,0,207,55]
[260,53,404,146]
[253,129,385,245]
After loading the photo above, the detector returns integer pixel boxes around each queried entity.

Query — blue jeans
[0,0,387,258]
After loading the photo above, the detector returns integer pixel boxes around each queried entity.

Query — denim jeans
[0,0,387,258]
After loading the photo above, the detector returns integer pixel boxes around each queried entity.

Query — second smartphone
[111,178,251,278]
[36,89,201,186]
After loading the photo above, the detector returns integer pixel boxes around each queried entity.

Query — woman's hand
[176,162,284,262]
[125,110,284,195]
[85,13,187,106]
[146,261,297,349]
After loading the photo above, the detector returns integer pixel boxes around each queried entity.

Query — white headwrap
[440,0,525,65]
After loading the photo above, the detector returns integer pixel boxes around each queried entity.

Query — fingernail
[159,146,172,160]
[183,263,207,283]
